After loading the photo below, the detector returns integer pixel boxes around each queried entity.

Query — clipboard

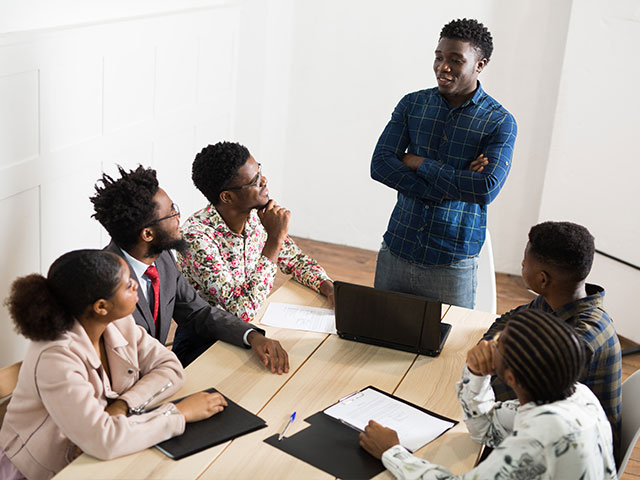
[264,386,458,479]
[155,387,267,460]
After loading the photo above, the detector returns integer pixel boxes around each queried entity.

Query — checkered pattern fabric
[483,284,622,456]
[371,83,517,266]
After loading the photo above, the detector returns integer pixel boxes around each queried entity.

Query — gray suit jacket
[105,241,259,348]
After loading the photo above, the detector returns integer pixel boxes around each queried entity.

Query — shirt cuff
[463,365,492,391]
[382,444,433,480]
[243,328,257,346]
[382,444,413,464]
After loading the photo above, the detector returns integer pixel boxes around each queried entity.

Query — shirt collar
[120,248,153,282]
[542,284,605,323]
[205,204,259,238]
[67,319,130,369]
[468,81,486,105]
[437,81,486,109]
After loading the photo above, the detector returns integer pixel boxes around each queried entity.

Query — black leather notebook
[155,387,267,460]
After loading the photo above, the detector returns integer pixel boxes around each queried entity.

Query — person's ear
[538,270,551,291]
[476,57,487,73]
[140,227,154,244]
[219,190,234,205]
[91,298,110,317]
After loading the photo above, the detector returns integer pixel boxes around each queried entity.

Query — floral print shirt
[381,366,616,480]
[177,204,331,322]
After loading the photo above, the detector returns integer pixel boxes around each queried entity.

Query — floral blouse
[177,204,331,322]
[381,366,617,480]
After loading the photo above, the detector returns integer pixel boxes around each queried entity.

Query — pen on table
[339,418,364,433]
[278,411,296,441]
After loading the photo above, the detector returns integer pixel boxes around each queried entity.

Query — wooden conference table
[55,279,497,480]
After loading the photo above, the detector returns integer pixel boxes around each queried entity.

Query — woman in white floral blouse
[360,309,617,480]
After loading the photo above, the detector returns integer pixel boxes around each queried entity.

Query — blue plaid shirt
[371,83,517,266]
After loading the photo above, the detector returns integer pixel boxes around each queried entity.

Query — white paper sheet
[324,387,455,452]
[259,302,336,334]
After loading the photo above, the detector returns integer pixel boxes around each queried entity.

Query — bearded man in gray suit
[91,165,289,372]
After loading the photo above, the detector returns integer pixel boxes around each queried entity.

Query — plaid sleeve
[371,94,444,202]
[416,113,517,205]
[574,317,622,456]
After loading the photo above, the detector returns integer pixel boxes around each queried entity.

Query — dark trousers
[171,325,214,367]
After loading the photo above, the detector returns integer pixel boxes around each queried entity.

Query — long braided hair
[501,309,587,405]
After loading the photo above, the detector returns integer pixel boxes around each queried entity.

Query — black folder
[264,411,385,479]
[155,387,267,460]
[264,386,458,479]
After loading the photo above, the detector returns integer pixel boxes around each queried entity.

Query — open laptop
[334,281,451,356]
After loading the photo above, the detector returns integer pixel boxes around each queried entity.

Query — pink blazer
[0,315,186,480]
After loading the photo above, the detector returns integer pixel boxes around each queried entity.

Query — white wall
[539,0,640,339]
[236,0,572,269]
[0,2,240,365]
[237,0,639,341]
[2,0,637,365]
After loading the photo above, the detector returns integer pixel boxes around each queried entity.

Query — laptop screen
[334,281,446,355]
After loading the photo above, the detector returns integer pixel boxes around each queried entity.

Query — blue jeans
[374,242,477,308]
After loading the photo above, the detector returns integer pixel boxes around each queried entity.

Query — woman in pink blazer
[0,249,227,480]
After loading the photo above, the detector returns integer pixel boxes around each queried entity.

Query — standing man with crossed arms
[371,18,517,308]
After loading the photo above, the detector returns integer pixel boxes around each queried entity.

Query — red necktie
[144,265,160,333]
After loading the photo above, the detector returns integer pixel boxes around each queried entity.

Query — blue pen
[278,411,296,441]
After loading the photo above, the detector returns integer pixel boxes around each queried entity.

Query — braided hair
[501,309,586,405]
[4,250,123,341]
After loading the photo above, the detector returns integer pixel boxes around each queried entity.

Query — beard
[146,226,189,257]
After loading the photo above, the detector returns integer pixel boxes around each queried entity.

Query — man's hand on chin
[247,331,290,375]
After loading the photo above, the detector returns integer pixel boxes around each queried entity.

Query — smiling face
[145,187,189,255]
[226,155,270,210]
[433,37,486,106]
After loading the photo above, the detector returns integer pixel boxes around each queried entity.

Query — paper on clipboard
[260,302,336,334]
[324,387,456,452]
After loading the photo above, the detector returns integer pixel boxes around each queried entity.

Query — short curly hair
[5,250,123,341]
[528,221,595,281]
[192,142,251,205]
[440,18,493,62]
[90,165,159,250]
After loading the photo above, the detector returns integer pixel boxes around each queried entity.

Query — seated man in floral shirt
[177,141,334,330]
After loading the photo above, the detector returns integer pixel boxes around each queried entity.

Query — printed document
[260,302,336,334]
[324,387,455,452]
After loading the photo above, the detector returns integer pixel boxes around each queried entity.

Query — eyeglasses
[143,203,180,228]
[225,164,263,191]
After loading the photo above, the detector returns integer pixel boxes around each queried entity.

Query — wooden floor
[284,236,640,478]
